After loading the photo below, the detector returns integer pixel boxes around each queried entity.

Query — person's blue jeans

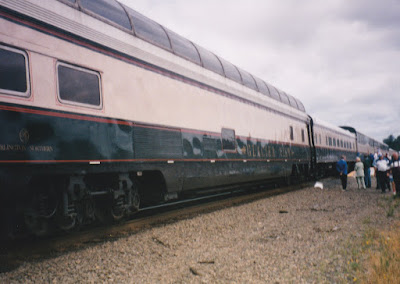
[364,168,371,188]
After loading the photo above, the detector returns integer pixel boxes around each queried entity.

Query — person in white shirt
[375,155,389,193]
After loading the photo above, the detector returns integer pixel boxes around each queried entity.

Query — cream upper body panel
[0,0,309,142]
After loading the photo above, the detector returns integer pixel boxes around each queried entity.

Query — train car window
[165,29,201,65]
[124,6,172,51]
[301,129,305,142]
[295,99,306,112]
[237,68,258,91]
[288,95,299,108]
[290,126,294,141]
[253,77,270,96]
[57,62,101,108]
[80,0,132,30]
[0,45,30,97]
[278,91,290,106]
[218,57,242,83]
[221,128,236,151]
[194,44,224,76]
[268,85,281,101]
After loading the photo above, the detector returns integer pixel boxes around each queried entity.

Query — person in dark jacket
[390,153,400,198]
[336,155,348,191]
[384,153,392,191]
[363,154,372,188]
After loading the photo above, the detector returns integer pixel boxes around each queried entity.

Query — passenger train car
[0,0,382,237]
[340,126,390,157]
[312,119,357,176]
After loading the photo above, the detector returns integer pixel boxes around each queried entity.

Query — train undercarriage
[0,170,168,239]
[1,162,315,240]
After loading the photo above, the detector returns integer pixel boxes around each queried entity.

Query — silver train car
[0,0,376,237]
[312,119,357,175]
[340,126,390,157]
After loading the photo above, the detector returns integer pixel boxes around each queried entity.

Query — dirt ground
[1,176,398,283]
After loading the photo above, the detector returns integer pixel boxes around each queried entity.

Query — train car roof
[340,126,389,149]
[313,118,356,138]
[51,0,306,113]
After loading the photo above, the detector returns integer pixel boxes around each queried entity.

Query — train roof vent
[123,5,172,51]
[194,44,224,76]
[237,68,258,91]
[253,76,271,96]
[80,0,132,30]
[218,57,242,83]
[164,29,201,65]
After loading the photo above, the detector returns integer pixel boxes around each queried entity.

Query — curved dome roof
[59,0,306,112]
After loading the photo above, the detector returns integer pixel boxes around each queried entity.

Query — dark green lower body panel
[0,103,311,194]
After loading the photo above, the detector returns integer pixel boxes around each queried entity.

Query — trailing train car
[0,0,312,237]
[340,126,390,157]
[311,119,357,176]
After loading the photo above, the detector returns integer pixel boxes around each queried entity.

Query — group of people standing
[336,152,400,197]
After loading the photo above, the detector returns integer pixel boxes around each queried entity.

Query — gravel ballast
[1,177,398,283]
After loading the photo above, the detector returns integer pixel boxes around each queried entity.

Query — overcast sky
[119,0,400,142]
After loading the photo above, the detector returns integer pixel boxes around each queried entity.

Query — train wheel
[55,176,85,232]
[110,182,140,219]
[24,214,49,237]
[24,180,58,236]
[110,191,125,221]
[57,214,76,231]
[127,180,140,214]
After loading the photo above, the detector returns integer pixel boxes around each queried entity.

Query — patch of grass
[394,198,400,209]
[362,217,371,225]
[341,203,399,283]
[359,223,400,283]
[335,237,364,282]
[384,197,400,217]
[319,196,399,283]
[387,205,395,217]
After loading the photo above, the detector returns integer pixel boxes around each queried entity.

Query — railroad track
[0,180,311,273]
